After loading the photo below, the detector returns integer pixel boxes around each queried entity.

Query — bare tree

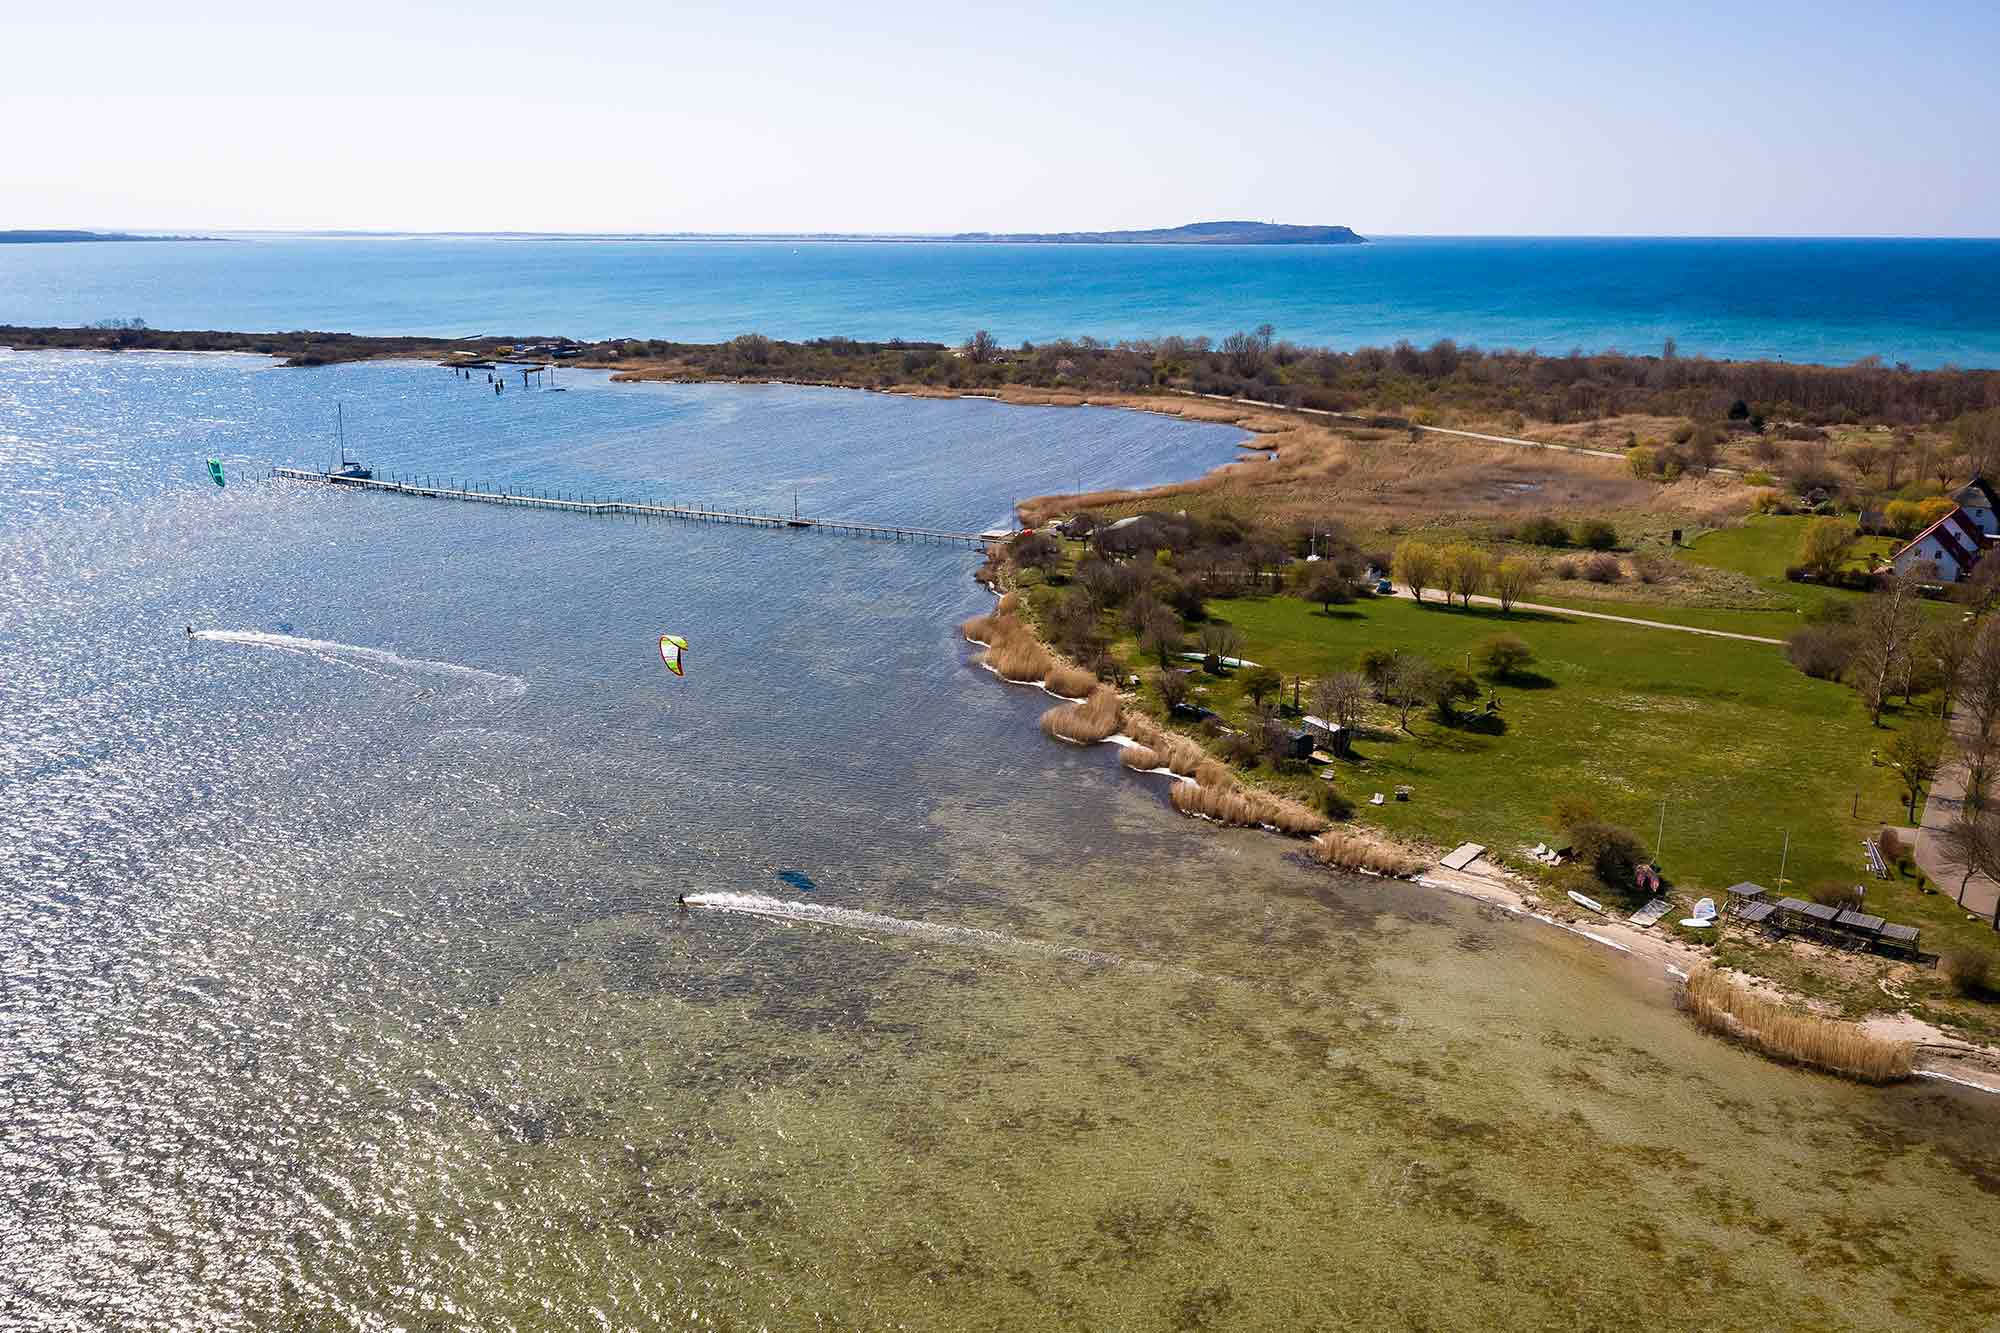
[1851,576,1923,725]
[1940,811,2000,918]
[1384,654,1435,731]
[1312,671,1369,730]
[1198,621,1244,663]
[1155,668,1191,715]
[1137,603,1183,668]
[965,329,997,364]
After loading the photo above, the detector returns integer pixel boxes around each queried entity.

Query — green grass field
[1190,591,1924,900]
[1674,514,1903,617]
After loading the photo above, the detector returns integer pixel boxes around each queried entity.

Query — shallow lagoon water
[4,351,2000,1329]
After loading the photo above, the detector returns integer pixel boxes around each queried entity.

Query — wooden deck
[269,467,1002,548]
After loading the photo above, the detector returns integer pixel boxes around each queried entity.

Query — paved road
[1913,709,2000,922]
[1385,586,1785,645]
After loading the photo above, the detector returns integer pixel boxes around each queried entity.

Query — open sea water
[5,349,2000,1329]
[4,234,2000,368]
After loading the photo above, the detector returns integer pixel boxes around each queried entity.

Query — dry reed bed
[1118,744,1164,771]
[1123,716,1237,789]
[1043,663,1099,699]
[1038,686,1124,744]
[1313,832,1427,877]
[1679,966,1913,1084]
[961,604,1053,683]
[1168,780,1327,837]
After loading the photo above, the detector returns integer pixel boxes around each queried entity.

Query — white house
[1951,477,2000,537]
[1889,505,1991,582]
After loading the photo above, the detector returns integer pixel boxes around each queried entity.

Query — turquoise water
[4,234,1999,367]
[7,350,2000,1328]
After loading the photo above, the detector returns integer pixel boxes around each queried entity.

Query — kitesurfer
[186,625,193,637]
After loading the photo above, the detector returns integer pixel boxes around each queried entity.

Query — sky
[3,0,1994,237]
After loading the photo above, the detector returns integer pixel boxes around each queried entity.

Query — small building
[1889,505,1992,582]
[1278,727,1315,761]
[1301,714,1352,757]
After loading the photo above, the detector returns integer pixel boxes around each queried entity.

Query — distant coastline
[0,230,225,244]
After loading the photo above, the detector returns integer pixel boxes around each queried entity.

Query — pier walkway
[269,467,1008,549]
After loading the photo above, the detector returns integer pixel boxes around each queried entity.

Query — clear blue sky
[4,0,1993,236]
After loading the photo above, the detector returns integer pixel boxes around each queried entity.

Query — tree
[1427,666,1480,723]
[1137,603,1183,668]
[1954,408,2000,480]
[1883,499,1926,538]
[1794,516,1858,580]
[1393,540,1441,604]
[1941,811,2000,920]
[1851,576,1924,725]
[965,329,997,364]
[1198,621,1244,664]
[1242,666,1282,710]
[1011,530,1062,572]
[1489,556,1540,612]
[1439,542,1493,609]
[1155,668,1191,715]
[1478,634,1534,679]
[1312,671,1369,730]
[1384,654,1432,731]
[1886,716,1948,822]
[1306,570,1351,612]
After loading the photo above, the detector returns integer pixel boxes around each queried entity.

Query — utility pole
[1654,799,1666,863]
[1777,831,1791,893]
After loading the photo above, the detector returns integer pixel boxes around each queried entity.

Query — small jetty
[268,467,1001,549]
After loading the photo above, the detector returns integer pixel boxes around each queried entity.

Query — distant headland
[0,230,224,244]
[943,221,1366,245]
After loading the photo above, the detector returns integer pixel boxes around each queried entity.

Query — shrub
[1632,554,1671,585]
[1807,879,1862,912]
[1877,828,1905,862]
[1219,731,1262,766]
[1478,634,1534,679]
[1359,647,1396,682]
[1552,794,1600,829]
[1583,553,1622,583]
[1320,786,1354,820]
[1627,444,1656,478]
[1944,948,1994,999]
[1517,516,1571,547]
[1551,556,1580,580]
[1786,624,1859,680]
[1679,966,1913,1083]
[1577,519,1618,551]
[1568,821,1647,893]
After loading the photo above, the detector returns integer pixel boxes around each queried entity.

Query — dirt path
[1386,586,1786,645]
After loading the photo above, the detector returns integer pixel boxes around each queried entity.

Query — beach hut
[1878,921,1922,960]
[1725,881,1767,907]
[1832,909,1886,950]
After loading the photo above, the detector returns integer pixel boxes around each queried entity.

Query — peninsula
[0,230,222,244]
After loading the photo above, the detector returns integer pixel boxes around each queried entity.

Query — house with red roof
[1889,502,1993,582]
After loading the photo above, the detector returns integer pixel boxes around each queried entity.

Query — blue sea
[4,234,1999,367]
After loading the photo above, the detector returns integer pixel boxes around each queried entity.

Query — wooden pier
[268,467,1005,549]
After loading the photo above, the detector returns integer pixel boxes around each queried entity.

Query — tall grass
[963,605,1052,683]
[1124,716,1236,789]
[1119,744,1164,771]
[1044,663,1099,699]
[1039,685,1123,743]
[1679,966,1913,1084]
[1313,832,1425,877]
[1168,780,1326,836]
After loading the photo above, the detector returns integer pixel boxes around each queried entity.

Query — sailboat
[329,402,372,480]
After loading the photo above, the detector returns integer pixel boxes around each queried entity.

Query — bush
[1944,949,1994,999]
[1359,647,1396,682]
[1877,828,1905,862]
[1577,519,1618,550]
[1632,554,1671,585]
[1786,624,1859,680]
[1627,444,1656,478]
[1517,516,1571,547]
[1583,553,1622,583]
[1551,556,1580,580]
[1807,879,1862,912]
[1478,634,1534,678]
[1320,786,1354,820]
[1568,821,1647,893]
[1219,731,1262,767]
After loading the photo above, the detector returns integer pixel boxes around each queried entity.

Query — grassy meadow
[1176,591,1914,897]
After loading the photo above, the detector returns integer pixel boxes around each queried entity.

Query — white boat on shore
[1567,890,1606,914]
